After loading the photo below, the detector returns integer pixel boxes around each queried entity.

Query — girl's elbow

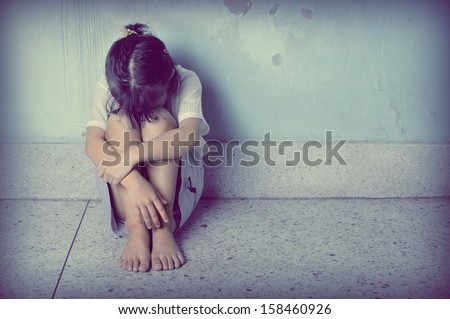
[84,143,92,157]
[84,139,96,157]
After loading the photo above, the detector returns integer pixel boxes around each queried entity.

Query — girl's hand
[97,148,137,185]
[125,176,169,229]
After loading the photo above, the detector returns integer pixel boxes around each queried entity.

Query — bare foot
[151,223,185,271]
[119,225,151,272]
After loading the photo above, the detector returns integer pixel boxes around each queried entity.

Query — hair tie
[163,48,168,54]
[122,27,138,37]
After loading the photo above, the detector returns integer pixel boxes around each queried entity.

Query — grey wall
[0,0,449,143]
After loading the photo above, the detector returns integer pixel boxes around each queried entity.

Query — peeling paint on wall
[268,2,281,16]
[374,78,383,92]
[2,0,449,143]
[224,0,252,15]
[300,8,313,20]
[389,102,405,136]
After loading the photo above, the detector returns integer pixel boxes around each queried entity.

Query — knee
[106,111,132,128]
[141,108,178,141]
[106,112,128,138]
[105,112,142,150]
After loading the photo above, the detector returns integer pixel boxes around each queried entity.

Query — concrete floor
[0,198,449,299]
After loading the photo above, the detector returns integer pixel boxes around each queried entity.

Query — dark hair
[105,23,180,128]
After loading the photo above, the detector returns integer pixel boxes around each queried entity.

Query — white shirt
[87,65,210,154]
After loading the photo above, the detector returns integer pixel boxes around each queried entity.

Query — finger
[147,205,161,228]
[97,165,104,177]
[140,206,153,229]
[112,177,120,186]
[133,208,144,227]
[153,200,169,223]
[98,157,108,168]
[101,171,110,183]
[156,190,168,204]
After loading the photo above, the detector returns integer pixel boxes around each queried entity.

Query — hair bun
[123,23,150,36]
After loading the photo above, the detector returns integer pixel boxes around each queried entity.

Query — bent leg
[106,113,150,272]
[141,108,184,271]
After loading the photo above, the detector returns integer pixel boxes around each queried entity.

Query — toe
[121,259,127,270]
[173,256,181,269]
[132,258,139,272]
[127,260,133,272]
[152,255,163,271]
[138,261,149,272]
[167,257,174,270]
[177,253,185,265]
[161,256,169,270]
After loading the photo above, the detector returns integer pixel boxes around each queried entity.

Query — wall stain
[224,0,252,15]
[272,53,283,66]
[268,2,281,16]
[300,8,313,20]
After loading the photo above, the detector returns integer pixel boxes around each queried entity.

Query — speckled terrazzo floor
[0,198,449,299]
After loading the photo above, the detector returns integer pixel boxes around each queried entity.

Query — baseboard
[0,143,449,200]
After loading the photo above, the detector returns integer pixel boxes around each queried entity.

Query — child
[85,23,209,272]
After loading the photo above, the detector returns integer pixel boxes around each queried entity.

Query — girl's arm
[85,126,141,188]
[133,118,202,163]
[96,118,202,185]
[86,126,169,228]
